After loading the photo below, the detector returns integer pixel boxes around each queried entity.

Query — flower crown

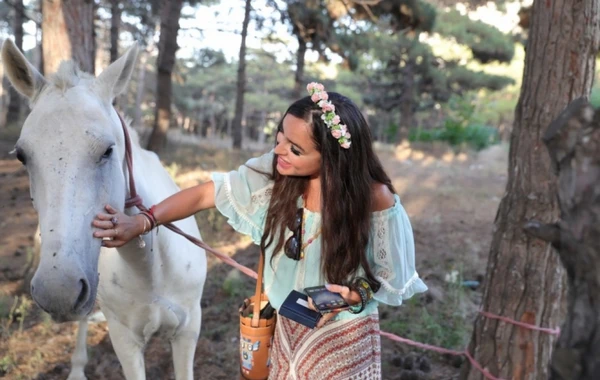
[306,82,351,149]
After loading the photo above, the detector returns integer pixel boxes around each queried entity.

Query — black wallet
[279,290,322,329]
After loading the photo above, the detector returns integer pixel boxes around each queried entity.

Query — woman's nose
[273,142,286,155]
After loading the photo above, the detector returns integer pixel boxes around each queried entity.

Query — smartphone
[304,285,350,313]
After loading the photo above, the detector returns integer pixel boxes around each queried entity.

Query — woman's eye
[101,147,113,160]
[291,146,301,156]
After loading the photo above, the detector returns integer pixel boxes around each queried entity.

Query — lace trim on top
[376,272,420,296]
[372,214,395,282]
[223,173,272,232]
[249,185,273,215]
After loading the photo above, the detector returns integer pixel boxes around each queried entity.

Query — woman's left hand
[307,284,362,328]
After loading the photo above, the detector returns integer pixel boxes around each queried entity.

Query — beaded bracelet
[348,277,374,314]
[354,277,374,301]
[348,285,368,314]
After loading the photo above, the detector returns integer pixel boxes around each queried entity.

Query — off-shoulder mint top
[210,152,427,320]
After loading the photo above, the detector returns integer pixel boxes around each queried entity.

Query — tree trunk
[38,0,44,76]
[146,0,184,153]
[398,57,414,144]
[109,0,121,63]
[133,50,148,128]
[293,36,307,99]
[0,48,7,128]
[7,0,24,123]
[42,0,95,74]
[231,0,252,149]
[258,109,267,144]
[462,1,599,380]
[524,98,600,380]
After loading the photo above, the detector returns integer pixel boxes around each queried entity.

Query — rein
[116,112,258,279]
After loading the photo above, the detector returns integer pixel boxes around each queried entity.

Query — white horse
[1,40,207,380]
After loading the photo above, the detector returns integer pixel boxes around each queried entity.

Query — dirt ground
[0,128,508,380]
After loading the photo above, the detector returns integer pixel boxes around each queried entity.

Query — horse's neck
[113,126,167,273]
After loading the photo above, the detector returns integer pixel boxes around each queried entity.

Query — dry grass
[0,133,508,379]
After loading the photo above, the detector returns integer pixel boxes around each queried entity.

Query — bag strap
[251,250,266,328]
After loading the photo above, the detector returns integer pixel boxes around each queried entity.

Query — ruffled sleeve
[367,194,427,306]
[210,151,274,244]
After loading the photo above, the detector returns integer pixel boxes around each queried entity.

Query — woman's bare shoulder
[371,183,395,212]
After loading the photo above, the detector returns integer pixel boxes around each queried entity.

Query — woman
[93,83,427,379]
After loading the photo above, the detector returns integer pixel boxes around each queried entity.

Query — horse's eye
[16,149,26,165]
[102,147,113,160]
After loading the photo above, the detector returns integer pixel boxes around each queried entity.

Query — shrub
[590,86,600,108]
[409,121,499,151]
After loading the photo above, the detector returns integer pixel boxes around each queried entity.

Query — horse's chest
[97,276,188,342]
[100,293,187,342]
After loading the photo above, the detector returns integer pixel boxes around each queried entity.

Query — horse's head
[2,40,139,321]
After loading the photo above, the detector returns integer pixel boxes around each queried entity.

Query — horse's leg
[106,317,146,380]
[170,305,201,380]
[66,319,88,380]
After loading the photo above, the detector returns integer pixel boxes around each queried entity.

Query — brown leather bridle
[116,112,257,279]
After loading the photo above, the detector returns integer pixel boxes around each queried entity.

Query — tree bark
[0,46,7,128]
[524,98,600,380]
[232,0,252,149]
[133,50,148,128]
[258,109,267,144]
[398,56,415,144]
[42,0,95,74]
[7,0,24,123]
[462,1,600,380]
[146,0,184,153]
[109,0,121,63]
[293,36,307,99]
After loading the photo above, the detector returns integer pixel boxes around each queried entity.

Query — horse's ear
[1,39,47,100]
[95,42,139,102]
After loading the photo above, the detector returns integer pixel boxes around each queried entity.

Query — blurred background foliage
[1,0,599,152]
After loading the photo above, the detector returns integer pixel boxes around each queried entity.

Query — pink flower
[321,102,335,112]
[307,82,325,93]
[305,81,351,150]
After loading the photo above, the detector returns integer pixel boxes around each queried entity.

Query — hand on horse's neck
[304,177,321,212]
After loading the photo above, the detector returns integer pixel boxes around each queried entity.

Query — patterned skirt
[268,312,381,379]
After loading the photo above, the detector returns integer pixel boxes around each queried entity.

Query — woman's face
[274,114,322,177]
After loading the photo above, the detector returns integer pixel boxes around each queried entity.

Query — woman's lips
[277,156,292,169]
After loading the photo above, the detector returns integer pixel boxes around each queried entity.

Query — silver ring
[113,228,118,237]
[111,217,118,226]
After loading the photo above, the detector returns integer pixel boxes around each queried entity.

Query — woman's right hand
[92,204,145,248]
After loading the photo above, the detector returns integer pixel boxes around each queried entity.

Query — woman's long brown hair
[259,93,395,291]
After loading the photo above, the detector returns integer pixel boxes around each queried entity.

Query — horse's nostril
[73,279,90,312]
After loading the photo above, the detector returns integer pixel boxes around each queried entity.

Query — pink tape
[378,309,561,379]
[379,331,505,380]
[479,310,560,336]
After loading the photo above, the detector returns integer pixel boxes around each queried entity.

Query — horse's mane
[47,61,142,148]
[122,116,142,148]
[48,61,94,92]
